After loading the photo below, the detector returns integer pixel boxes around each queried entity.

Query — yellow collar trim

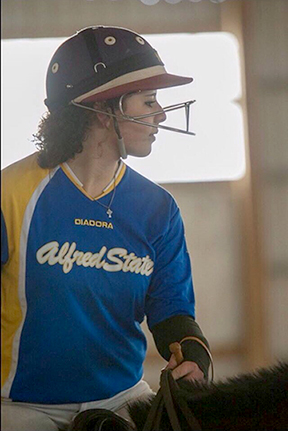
[61,161,126,201]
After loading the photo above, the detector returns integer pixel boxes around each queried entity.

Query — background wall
[2,0,288,390]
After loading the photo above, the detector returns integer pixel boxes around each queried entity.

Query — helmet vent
[136,36,145,45]
[104,36,116,46]
[51,63,59,73]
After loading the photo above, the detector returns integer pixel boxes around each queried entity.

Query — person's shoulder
[2,152,43,178]
[125,164,176,203]
[1,152,50,195]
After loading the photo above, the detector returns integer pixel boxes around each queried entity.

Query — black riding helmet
[44,26,193,112]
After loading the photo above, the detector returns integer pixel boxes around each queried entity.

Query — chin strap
[110,106,128,159]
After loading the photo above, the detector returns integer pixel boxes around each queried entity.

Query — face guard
[118,95,196,136]
[71,96,196,159]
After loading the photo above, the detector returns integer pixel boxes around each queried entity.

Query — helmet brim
[74,69,193,104]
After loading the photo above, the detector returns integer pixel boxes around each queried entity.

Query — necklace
[63,161,119,219]
[94,163,119,219]
[95,177,117,218]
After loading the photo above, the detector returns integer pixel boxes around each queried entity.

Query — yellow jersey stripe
[1,153,55,392]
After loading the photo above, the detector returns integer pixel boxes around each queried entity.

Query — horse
[68,362,288,431]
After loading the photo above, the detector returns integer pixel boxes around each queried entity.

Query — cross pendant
[106,208,113,218]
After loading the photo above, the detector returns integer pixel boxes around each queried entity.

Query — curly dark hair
[34,103,100,169]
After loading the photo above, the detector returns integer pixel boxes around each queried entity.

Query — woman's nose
[155,103,167,124]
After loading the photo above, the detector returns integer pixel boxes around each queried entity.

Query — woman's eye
[145,101,156,107]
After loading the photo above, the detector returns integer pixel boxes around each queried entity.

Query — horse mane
[178,361,288,418]
[129,362,288,431]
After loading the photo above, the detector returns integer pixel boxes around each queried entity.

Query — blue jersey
[1,153,195,404]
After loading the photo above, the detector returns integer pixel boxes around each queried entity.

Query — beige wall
[242,0,288,369]
[2,0,221,38]
[2,0,288,389]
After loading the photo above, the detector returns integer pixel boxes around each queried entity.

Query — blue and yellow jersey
[1,153,195,404]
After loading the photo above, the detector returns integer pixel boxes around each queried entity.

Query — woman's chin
[127,144,153,158]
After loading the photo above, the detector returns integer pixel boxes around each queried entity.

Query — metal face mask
[71,96,196,159]
[72,96,195,135]
[118,93,196,136]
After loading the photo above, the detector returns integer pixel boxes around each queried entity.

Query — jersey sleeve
[145,202,195,329]
[1,210,9,266]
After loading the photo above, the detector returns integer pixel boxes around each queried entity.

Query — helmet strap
[110,106,127,160]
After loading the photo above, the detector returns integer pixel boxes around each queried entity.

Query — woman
[1,26,211,431]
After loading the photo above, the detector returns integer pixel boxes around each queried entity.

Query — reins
[142,369,202,431]
[142,340,214,431]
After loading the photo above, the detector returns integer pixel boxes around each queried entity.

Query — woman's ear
[93,102,112,129]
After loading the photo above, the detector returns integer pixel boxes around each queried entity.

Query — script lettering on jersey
[36,241,154,276]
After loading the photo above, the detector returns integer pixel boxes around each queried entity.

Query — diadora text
[74,218,113,229]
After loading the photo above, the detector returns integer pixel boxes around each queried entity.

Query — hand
[165,353,204,383]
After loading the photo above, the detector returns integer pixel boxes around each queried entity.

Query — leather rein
[142,369,202,431]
